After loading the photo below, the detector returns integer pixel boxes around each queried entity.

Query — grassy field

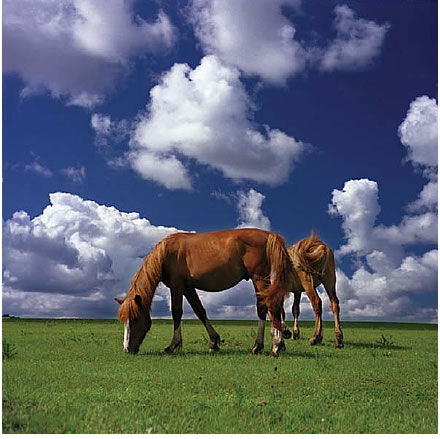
[2,318,438,434]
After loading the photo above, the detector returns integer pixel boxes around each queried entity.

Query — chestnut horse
[115,228,294,356]
[278,232,343,348]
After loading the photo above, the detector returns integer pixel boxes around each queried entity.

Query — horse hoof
[335,340,344,348]
[309,336,323,345]
[164,343,182,354]
[209,345,220,353]
[269,350,280,358]
[293,332,300,340]
[251,344,264,355]
[282,329,292,339]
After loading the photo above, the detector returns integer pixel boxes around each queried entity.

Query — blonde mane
[288,231,330,277]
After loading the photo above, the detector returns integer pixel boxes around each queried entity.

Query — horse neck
[129,266,154,310]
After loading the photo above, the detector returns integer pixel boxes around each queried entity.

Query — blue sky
[3,0,438,322]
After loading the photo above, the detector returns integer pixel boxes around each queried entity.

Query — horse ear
[134,295,142,306]
[114,297,124,305]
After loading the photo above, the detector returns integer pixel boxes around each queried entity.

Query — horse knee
[311,297,322,315]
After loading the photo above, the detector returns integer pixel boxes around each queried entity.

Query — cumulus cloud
[407,181,438,212]
[190,0,305,84]
[398,96,438,217]
[236,189,271,230]
[329,179,437,259]
[328,179,381,257]
[327,96,438,322]
[189,1,388,83]
[335,249,437,322]
[3,193,182,317]
[398,96,438,171]
[319,5,390,72]
[329,178,437,322]
[3,0,176,107]
[128,55,307,189]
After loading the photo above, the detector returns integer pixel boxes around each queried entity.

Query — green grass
[2,318,437,434]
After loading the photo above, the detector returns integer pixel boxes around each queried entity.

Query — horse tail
[117,236,170,322]
[259,232,293,310]
[290,231,330,277]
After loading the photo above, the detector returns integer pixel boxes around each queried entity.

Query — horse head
[115,295,152,354]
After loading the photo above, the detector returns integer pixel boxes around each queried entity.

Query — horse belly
[189,264,245,292]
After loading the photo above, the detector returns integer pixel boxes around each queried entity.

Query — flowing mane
[288,231,330,277]
[116,234,179,322]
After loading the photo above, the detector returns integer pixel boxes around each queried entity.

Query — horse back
[161,229,273,290]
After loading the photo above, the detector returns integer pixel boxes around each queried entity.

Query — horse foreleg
[251,295,267,354]
[184,287,221,352]
[292,292,301,340]
[164,288,183,353]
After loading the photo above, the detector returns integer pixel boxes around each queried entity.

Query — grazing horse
[115,228,294,357]
[288,232,343,347]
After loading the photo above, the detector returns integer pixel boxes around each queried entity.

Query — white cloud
[129,55,307,189]
[61,166,86,183]
[90,113,131,148]
[190,2,389,83]
[129,151,193,191]
[2,193,182,317]
[236,189,271,230]
[329,178,437,322]
[91,113,112,138]
[398,96,438,215]
[328,179,381,257]
[3,0,176,107]
[329,179,437,259]
[24,161,53,177]
[373,212,437,246]
[319,5,390,72]
[327,96,438,323]
[335,249,438,322]
[407,181,438,212]
[398,96,438,170]
[190,0,305,85]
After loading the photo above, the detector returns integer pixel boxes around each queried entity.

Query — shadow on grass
[136,348,330,359]
[344,341,411,351]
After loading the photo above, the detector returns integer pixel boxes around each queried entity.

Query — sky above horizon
[3,0,438,323]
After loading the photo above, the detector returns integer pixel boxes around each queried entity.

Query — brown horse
[115,228,294,356]
[281,232,343,348]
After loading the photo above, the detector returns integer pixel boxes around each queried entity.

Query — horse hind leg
[164,288,183,353]
[322,275,344,348]
[268,306,284,357]
[252,277,285,357]
[292,292,301,340]
[184,287,221,353]
[302,277,323,345]
[281,305,292,341]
